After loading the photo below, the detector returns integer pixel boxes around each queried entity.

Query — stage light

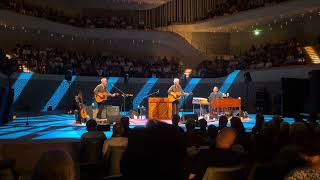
[5,54,12,59]
[253,29,261,36]
[184,68,192,78]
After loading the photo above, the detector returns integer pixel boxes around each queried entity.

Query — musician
[94,78,117,119]
[208,86,222,102]
[208,86,222,116]
[168,78,184,115]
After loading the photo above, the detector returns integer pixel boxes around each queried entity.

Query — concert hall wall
[2,65,320,115]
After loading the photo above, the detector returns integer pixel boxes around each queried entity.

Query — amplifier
[85,106,120,123]
[106,106,120,116]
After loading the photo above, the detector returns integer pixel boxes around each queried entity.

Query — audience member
[218,115,228,131]
[252,113,264,135]
[121,120,187,180]
[285,132,320,180]
[185,119,206,147]
[120,116,132,137]
[31,150,75,180]
[190,127,241,180]
[172,114,185,134]
[81,119,106,141]
[102,122,128,157]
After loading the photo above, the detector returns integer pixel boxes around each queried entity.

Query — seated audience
[252,113,264,135]
[197,118,208,135]
[190,127,242,180]
[218,115,228,131]
[185,119,206,147]
[230,117,249,149]
[81,119,106,141]
[102,122,128,157]
[207,125,218,146]
[285,132,320,180]
[272,122,309,179]
[172,114,185,134]
[307,112,319,130]
[121,120,187,180]
[196,39,306,78]
[120,116,132,137]
[31,150,75,180]
[251,121,280,163]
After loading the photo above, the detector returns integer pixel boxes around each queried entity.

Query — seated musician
[168,78,185,115]
[94,78,117,119]
[208,86,222,102]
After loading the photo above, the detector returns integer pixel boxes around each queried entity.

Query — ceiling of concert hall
[105,0,169,9]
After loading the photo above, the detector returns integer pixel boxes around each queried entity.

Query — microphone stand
[111,84,130,114]
[143,89,160,99]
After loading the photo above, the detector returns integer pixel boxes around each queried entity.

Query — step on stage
[0,113,294,142]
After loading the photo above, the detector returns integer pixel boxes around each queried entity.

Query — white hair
[173,78,180,83]
[101,78,107,83]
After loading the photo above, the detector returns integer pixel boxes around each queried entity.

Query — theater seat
[80,139,105,179]
[202,165,245,180]
[247,163,274,180]
[104,146,127,177]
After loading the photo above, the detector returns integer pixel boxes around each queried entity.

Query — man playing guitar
[168,78,192,115]
[94,78,118,119]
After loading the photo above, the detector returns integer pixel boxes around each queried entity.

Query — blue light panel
[107,77,119,92]
[42,76,77,112]
[179,78,201,108]
[132,78,158,109]
[12,72,33,103]
[219,70,241,93]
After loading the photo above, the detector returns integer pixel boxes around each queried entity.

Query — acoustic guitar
[168,92,193,101]
[95,92,119,103]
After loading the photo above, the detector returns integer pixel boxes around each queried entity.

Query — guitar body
[168,92,193,102]
[95,92,109,103]
[168,92,183,101]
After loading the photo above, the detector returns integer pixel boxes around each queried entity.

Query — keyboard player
[208,86,223,117]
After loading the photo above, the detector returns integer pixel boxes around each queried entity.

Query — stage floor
[0,113,294,142]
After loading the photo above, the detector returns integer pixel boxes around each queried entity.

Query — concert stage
[0,113,294,142]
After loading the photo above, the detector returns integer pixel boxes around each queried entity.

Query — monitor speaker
[182,113,198,121]
[97,124,110,131]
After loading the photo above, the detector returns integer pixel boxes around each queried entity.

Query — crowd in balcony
[1,0,145,30]
[1,0,289,30]
[196,39,307,78]
[202,0,288,21]
[0,44,181,78]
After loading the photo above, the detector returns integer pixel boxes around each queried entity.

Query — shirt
[94,84,109,96]
[208,92,223,102]
[168,84,183,95]
[102,137,128,156]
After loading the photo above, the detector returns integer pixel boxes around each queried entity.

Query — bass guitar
[75,91,87,121]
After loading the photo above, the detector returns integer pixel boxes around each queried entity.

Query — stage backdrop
[1,64,320,115]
